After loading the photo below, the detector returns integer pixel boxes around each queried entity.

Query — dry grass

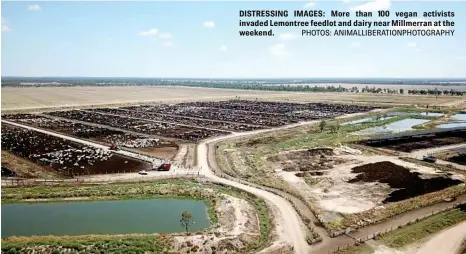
[2,86,464,112]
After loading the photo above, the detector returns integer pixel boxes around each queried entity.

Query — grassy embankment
[1,180,271,254]
[338,203,466,254]
[377,204,466,248]
[216,107,464,234]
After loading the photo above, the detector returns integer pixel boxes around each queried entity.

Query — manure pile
[348,161,463,203]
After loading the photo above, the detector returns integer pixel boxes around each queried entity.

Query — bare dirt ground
[367,240,416,254]
[276,151,464,216]
[172,144,196,168]
[131,146,178,160]
[172,194,260,254]
[1,151,62,178]
[2,86,464,111]
[0,86,283,111]
[413,220,466,254]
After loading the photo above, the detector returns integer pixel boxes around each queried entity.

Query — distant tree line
[1,81,465,96]
[353,86,465,96]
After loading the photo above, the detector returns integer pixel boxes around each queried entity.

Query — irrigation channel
[1,199,210,238]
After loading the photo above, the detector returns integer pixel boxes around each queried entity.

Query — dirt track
[414,220,466,254]
[198,136,309,253]
[195,111,383,253]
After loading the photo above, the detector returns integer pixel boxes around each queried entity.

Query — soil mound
[269,148,346,173]
[449,154,466,166]
[348,161,463,203]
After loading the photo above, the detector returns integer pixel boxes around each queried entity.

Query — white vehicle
[138,170,148,175]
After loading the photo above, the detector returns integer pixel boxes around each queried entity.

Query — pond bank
[1,180,271,254]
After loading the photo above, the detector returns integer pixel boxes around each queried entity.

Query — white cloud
[351,42,361,47]
[163,41,173,47]
[350,0,391,12]
[203,21,215,28]
[342,0,351,3]
[407,42,417,47]
[158,33,172,39]
[279,33,297,40]
[304,1,315,8]
[269,44,291,56]
[27,4,41,11]
[139,28,158,36]
[1,18,11,32]
[220,45,227,52]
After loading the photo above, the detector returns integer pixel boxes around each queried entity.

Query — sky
[1,1,465,78]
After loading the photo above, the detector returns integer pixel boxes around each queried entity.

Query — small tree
[329,122,341,133]
[319,120,327,132]
[180,210,194,233]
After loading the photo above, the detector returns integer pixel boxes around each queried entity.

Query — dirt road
[197,138,309,254]
[410,143,466,158]
[1,120,166,169]
[408,143,466,171]
[414,221,466,254]
[195,111,383,254]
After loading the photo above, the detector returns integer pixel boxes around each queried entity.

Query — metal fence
[1,172,206,187]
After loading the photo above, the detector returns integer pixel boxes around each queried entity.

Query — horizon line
[3,76,466,80]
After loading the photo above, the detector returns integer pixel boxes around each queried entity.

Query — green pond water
[1,199,210,238]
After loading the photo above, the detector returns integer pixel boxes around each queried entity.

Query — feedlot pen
[1,100,376,177]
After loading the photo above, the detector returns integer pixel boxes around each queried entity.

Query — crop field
[2,114,179,159]
[3,86,464,112]
[1,124,151,176]
[359,129,466,152]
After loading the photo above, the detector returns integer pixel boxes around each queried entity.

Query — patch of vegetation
[377,204,466,248]
[393,106,452,114]
[303,176,320,186]
[336,243,373,254]
[193,144,199,167]
[1,235,174,254]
